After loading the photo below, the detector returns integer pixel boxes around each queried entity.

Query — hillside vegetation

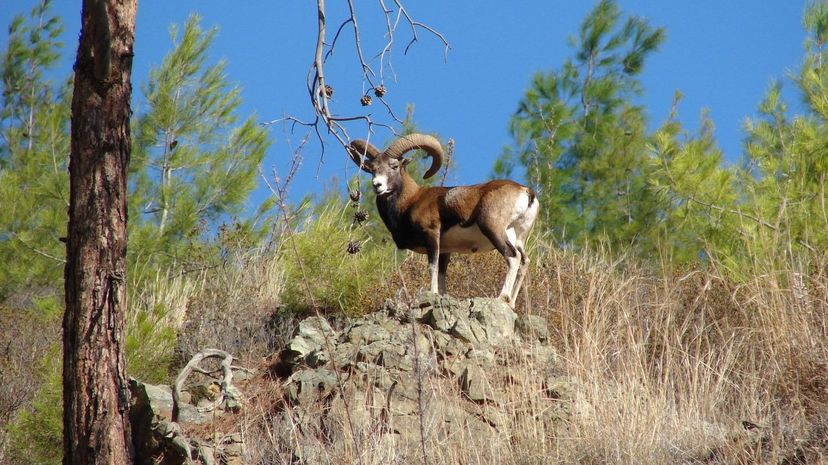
[1,1,827,464]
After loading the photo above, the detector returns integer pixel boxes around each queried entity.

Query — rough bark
[63,1,137,464]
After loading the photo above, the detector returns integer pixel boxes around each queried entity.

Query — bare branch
[172,348,236,421]
[377,0,397,83]
[393,0,450,58]
[324,17,354,62]
[346,0,376,85]
[275,0,449,181]
[10,232,65,264]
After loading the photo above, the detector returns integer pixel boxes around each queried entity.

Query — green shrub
[4,346,62,465]
[126,270,202,383]
[125,305,177,383]
[280,199,394,316]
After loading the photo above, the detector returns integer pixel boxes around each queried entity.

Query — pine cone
[349,189,361,203]
[321,84,334,98]
[374,85,387,97]
[353,210,368,224]
[360,94,372,106]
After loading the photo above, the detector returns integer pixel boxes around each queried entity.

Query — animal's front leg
[438,253,451,294]
[426,233,441,294]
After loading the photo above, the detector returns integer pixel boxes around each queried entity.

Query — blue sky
[1,1,808,206]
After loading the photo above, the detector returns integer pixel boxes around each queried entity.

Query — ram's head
[347,133,443,195]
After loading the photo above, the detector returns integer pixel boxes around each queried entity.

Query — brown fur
[348,134,539,301]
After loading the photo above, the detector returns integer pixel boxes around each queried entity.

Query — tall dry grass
[232,238,827,464]
[535,242,827,464]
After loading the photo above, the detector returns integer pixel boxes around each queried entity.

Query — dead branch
[10,231,66,264]
[299,0,448,166]
[392,0,450,57]
[172,348,235,422]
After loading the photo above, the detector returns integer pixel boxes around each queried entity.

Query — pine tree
[646,95,739,264]
[62,0,137,462]
[499,0,665,254]
[129,15,271,271]
[0,0,69,300]
[737,2,828,258]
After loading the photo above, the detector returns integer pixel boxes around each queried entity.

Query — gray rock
[516,314,550,343]
[221,433,244,456]
[286,316,337,365]
[480,404,509,428]
[468,298,517,347]
[466,347,496,366]
[196,445,216,465]
[137,295,564,463]
[287,368,338,404]
[460,363,494,402]
[129,378,207,425]
[131,380,175,421]
[231,366,257,382]
[526,343,558,367]
[451,311,479,343]
[331,341,358,368]
[348,322,392,345]
[426,296,469,333]
[411,330,432,358]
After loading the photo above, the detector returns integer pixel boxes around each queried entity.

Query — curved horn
[384,133,444,179]
[347,140,381,173]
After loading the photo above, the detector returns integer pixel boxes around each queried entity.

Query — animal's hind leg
[477,221,517,304]
[498,228,524,303]
[509,194,538,304]
[511,242,529,303]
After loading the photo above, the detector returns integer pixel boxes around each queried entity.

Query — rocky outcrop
[129,293,568,464]
[275,293,566,463]
[130,360,252,465]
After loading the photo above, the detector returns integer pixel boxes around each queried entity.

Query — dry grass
[229,241,827,464]
[0,301,61,462]
[176,250,287,363]
[7,234,820,464]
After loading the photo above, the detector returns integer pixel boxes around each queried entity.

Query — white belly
[439,224,494,253]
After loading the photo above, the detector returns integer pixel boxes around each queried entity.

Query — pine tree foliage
[0,0,69,299]
[130,15,271,270]
[737,2,828,258]
[647,98,739,263]
[499,0,666,254]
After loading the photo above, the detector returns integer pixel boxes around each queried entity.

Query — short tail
[526,187,537,207]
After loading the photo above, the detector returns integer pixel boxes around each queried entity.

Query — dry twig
[172,348,237,422]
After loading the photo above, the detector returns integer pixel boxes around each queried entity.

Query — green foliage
[501,0,666,255]
[280,198,394,316]
[5,345,63,465]
[715,1,828,269]
[125,303,177,383]
[0,0,69,299]
[129,14,271,275]
[646,98,739,263]
[648,1,828,268]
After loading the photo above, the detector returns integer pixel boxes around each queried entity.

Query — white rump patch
[510,190,538,236]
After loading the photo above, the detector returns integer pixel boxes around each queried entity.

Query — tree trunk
[63,1,137,464]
